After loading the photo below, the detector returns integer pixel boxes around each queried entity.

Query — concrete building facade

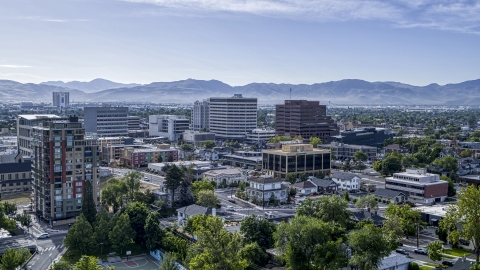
[18,115,62,157]
[208,94,257,140]
[191,100,210,131]
[84,106,128,137]
[149,115,189,141]
[318,142,377,162]
[52,92,69,108]
[275,100,339,143]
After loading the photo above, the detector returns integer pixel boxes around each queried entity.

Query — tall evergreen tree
[109,213,135,254]
[165,165,184,209]
[63,214,96,256]
[81,180,97,224]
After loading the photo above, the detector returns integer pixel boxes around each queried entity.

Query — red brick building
[275,100,339,143]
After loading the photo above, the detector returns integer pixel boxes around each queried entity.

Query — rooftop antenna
[290,87,292,100]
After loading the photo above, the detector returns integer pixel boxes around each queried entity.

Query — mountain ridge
[1,78,479,105]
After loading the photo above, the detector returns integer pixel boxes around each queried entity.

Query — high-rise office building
[127,116,141,131]
[275,100,339,143]
[208,94,257,140]
[18,115,100,224]
[191,100,210,131]
[52,92,70,108]
[84,106,128,137]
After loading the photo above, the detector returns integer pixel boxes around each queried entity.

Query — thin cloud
[18,16,90,23]
[124,0,480,34]
[0,65,32,68]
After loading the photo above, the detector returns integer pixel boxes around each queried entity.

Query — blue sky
[1,0,480,86]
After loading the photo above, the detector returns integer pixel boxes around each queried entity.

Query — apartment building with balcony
[122,146,178,168]
[246,176,288,203]
[208,94,257,140]
[84,106,128,137]
[28,116,100,224]
[18,114,62,157]
[385,168,448,204]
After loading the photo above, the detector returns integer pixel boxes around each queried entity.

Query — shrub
[352,198,358,203]
[408,262,419,270]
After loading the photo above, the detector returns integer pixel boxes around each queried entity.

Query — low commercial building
[0,156,32,194]
[385,168,448,203]
[262,144,331,179]
[318,142,377,162]
[245,128,276,144]
[183,130,215,147]
[148,161,228,180]
[372,188,406,204]
[122,146,178,168]
[328,127,394,148]
[202,167,246,187]
[223,151,262,170]
[246,177,288,203]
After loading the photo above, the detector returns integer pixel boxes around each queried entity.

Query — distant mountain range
[41,78,141,93]
[1,78,480,105]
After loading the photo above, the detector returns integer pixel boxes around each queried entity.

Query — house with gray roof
[309,177,338,194]
[373,188,406,204]
[177,204,216,227]
[377,253,412,270]
[331,171,361,191]
[291,180,317,195]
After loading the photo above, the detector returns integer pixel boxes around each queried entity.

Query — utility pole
[416,222,420,248]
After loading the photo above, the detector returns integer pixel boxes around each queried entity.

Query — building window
[75,182,82,186]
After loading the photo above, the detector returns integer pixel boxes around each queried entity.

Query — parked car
[414,248,428,255]
[228,199,236,204]
[459,239,470,245]
[227,206,235,211]
[144,177,150,181]
[37,233,49,239]
[395,249,409,255]
[442,260,454,267]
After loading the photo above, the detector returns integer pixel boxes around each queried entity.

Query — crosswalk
[40,245,64,253]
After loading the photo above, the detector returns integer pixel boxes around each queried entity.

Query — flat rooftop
[19,114,61,120]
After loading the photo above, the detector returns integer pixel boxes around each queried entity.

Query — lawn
[2,192,31,204]
[419,266,434,270]
[425,262,446,268]
[442,248,472,257]
[62,243,149,264]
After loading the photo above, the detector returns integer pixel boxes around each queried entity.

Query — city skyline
[1,0,479,86]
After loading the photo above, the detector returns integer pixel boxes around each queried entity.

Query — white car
[144,177,150,181]
[37,233,50,239]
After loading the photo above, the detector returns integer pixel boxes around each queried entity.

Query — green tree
[296,196,351,228]
[240,215,276,249]
[299,172,309,182]
[355,195,378,212]
[274,216,347,270]
[441,185,480,263]
[81,180,97,224]
[124,171,142,202]
[94,217,111,249]
[0,204,15,231]
[63,214,96,256]
[426,240,443,262]
[471,264,480,270]
[191,178,215,199]
[49,261,74,270]
[384,204,422,239]
[432,155,458,173]
[202,140,216,149]
[382,215,405,250]
[125,202,149,245]
[195,190,220,208]
[239,242,269,267]
[309,137,322,148]
[354,150,368,162]
[344,190,350,202]
[158,252,178,270]
[285,173,297,185]
[15,212,32,230]
[74,255,102,270]
[2,202,16,216]
[165,165,184,209]
[342,159,353,171]
[109,213,135,254]
[184,214,209,235]
[188,216,248,270]
[348,224,391,270]
[460,149,473,158]
[0,248,22,270]
[163,231,189,261]
[408,262,420,270]
[144,212,164,251]
[440,175,457,197]
[101,178,127,212]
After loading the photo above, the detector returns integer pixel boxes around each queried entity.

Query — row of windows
[1,182,30,187]
[0,173,30,180]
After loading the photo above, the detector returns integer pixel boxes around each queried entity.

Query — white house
[291,180,317,195]
[331,171,361,191]
[377,253,412,270]
[202,167,247,186]
[246,176,288,203]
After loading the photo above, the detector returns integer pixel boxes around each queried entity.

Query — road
[26,233,67,270]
